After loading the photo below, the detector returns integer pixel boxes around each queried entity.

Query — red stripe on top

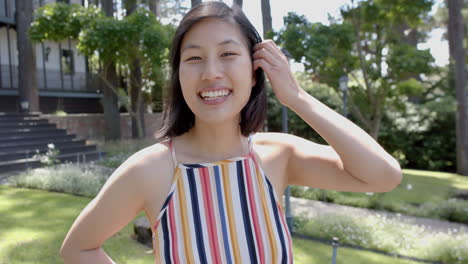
[200,167,222,263]
[168,199,180,264]
[244,158,265,264]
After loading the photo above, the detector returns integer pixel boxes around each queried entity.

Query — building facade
[0,0,102,113]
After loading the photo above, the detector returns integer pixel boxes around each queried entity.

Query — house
[0,0,102,113]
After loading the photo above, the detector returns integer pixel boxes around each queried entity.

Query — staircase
[0,112,102,173]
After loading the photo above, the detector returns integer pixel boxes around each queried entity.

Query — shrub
[294,212,468,263]
[7,163,111,197]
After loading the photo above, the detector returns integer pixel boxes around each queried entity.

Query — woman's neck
[179,118,250,162]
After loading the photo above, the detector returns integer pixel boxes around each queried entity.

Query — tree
[30,3,173,139]
[101,0,122,140]
[261,0,272,38]
[191,0,201,8]
[16,0,39,112]
[275,0,435,140]
[447,0,468,175]
[233,0,243,8]
[125,0,146,138]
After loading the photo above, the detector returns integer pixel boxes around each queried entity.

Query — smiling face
[178,18,256,126]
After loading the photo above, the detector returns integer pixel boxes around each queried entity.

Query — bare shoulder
[113,140,174,192]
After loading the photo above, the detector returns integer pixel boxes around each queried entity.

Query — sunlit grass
[1,186,425,264]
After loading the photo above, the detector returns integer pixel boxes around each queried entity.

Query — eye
[222,52,236,57]
[187,56,201,61]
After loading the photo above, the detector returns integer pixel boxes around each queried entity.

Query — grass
[291,169,468,224]
[293,212,468,263]
[0,185,424,264]
[292,238,419,264]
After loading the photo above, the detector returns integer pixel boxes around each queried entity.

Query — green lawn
[0,185,422,264]
[393,169,468,203]
[292,169,468,208]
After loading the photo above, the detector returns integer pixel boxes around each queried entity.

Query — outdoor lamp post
[20,100,30,113]
[339,75,349,118]
[281,48,293,233]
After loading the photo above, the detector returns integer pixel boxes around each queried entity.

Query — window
[61,49,74,75]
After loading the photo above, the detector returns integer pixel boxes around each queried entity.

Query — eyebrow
[181,39,242,53]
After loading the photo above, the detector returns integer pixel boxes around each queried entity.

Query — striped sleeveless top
[152,135,294,264]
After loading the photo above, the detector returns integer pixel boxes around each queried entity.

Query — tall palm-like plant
[191,0,201,8]
[101,0,122,140]
[233,0,243,8]
[261,0,272,38]
[447,0,468,176]
[16,0,39,112]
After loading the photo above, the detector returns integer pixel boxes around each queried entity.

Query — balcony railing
[0,0,15,25]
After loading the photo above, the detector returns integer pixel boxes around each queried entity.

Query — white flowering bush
[33,143,60,167]
[7,163,112,197]
[294,212,468,263]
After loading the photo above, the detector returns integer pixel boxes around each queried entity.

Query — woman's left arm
[253,40,402,193]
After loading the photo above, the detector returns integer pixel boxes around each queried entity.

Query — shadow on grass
[0,186,154,264]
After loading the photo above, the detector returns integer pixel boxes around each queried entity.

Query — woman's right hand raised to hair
[252,39,303,108]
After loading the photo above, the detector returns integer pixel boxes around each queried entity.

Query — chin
[195,112,240,126]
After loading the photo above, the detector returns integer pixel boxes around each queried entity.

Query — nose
[201,58,223,81]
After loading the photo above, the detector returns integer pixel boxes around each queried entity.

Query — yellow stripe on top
[221,163,242,263]
[253,157,279,263]
[175,167,195,263]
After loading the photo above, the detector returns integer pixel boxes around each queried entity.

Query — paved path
[289,196,468,234]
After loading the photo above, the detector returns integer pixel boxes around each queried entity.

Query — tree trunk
[447,0,468,176]
[130,59,145,138]
[126,1,145,138]
[16,0,39,112]
[191,0,201,8]
[261,0,272,132]
[261,0,272,38]
[148,0,158,15]
[102,0,121,140]
[233,0,243,8]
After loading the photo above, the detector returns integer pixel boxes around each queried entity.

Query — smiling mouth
[199,89,232,100]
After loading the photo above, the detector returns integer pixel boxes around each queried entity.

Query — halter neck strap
[168,138,178,168]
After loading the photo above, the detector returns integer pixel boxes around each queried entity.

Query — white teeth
[200,90,231,99]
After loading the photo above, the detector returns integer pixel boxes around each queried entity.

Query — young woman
[60,2,402,263]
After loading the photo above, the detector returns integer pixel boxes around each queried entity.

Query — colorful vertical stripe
[152,155,294,264]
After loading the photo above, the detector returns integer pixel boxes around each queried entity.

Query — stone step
[0,145,97,162]
[0,150,103,173]
[0,131,71,142]
[0,139,87,152]
[0,115,43,122]
[0,126,62,134]
[0,112,40,117]
[0,121,54,129]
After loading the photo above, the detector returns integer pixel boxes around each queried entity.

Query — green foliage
[29,3,103,42]
[387,44,434,81]
[77,8,172,66]
[267,72,342,143]
[276,13,356,87]
[380,67,456,172]
[274,0,436,138]
[29,3,175,116]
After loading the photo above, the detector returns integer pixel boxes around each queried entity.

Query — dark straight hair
[157,1,266,139]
